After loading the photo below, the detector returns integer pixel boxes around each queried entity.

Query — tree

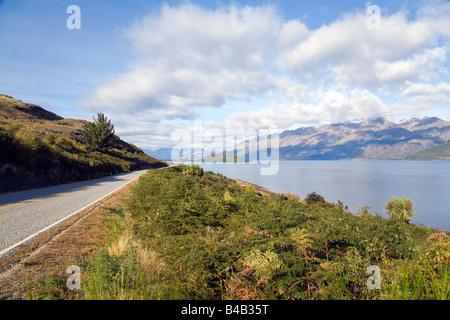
[83,113,115,151]
[384,196,414,222]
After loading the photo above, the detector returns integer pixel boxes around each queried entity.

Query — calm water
[198,160,450,231]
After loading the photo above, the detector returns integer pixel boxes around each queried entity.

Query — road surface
[0,170,149,258]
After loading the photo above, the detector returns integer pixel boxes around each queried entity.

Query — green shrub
[384,196,414,222]
[33,166,444,300]
[182,164,204,176]
[305,191,325,204]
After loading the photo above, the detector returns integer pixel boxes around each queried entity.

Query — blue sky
[1,0,450,149]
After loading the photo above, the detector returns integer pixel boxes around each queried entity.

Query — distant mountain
[146,147,204,161]
[0,94,167,193]
[408,142,450,160]
[144,148,174,161]
[235,116,450,160]
[202,151,247,163]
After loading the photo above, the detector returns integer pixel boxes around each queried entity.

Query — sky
[1,0,450,150]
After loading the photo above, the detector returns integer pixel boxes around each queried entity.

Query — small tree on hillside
[83,113,115,151]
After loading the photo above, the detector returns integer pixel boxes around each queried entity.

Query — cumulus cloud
[402,81,450,106]
[209,88,388,132]
[79,3,280,119]
[77,2,450,148]
[281,13,431,68]
[373,47,447,84]
[280,10,445,89]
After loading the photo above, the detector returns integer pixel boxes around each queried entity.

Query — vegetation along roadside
[10,165,449,300]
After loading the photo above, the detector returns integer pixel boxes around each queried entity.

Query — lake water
[197,160,450,231]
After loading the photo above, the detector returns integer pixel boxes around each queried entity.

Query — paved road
[0,170,149,258]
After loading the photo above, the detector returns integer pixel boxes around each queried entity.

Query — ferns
[35,166,446,300]
[183,164,204,176]
[288,228,314,258]
[243,249,285,280]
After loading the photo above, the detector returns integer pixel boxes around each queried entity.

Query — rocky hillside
[235,116,450,160]
[0,94,167,193]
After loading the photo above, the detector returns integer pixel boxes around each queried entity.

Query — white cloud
[279,10,444,91]
[374,47,448,83]
[209,88,388,132]
[402,80,450,106]
[403,81,450,96]
[279,11,434,75]
[418,0,450,38]
[77,2,450,148]
[78,3,281,119]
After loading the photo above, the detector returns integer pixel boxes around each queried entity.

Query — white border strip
[0,171,146,258]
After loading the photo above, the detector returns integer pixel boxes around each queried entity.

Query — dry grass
[280,192,303,202]
[232,179,272,196]
[107,232,133,257]
[0,179,138,300]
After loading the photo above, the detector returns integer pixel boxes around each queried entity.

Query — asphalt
[0,170,149,258]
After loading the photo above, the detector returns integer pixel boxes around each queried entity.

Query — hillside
[408,142,450,160]
[0,94,167,193]
[235,116,450,160]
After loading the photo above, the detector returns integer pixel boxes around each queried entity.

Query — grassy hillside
[0,94,167,193]
[32,165,449,300]
[408,142,450,160]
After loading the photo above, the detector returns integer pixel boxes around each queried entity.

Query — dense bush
[97,166,444,300]
[304,191,325,204]
[34,165,449,300]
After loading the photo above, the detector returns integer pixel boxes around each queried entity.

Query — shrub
[357,205,372,217]
[305,191,325,204]
[45,133,56,145]
[33,166,443,300]
[182,164,204,176]
[384,196,414,222]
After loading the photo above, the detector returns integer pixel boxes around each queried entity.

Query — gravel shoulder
[0,178,137,300]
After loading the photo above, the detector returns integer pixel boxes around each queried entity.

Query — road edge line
[0,170,147,259]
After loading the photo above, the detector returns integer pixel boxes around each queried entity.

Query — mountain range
[147,116,450,161]
[239,116,450,160]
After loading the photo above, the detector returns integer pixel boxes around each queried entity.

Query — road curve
[0,170,149,258]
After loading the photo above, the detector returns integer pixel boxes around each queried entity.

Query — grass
[28,165,449,300]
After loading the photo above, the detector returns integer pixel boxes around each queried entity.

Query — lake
[197,160,450,231]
